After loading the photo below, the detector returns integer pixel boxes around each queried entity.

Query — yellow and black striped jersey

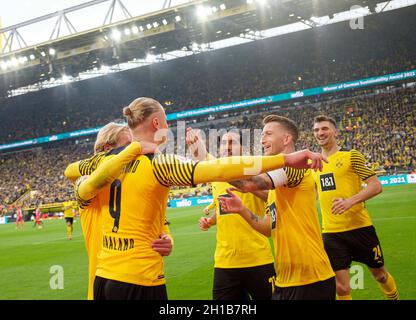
[76,148,197,286]
[78,152,106,176]
[210,182,273,268]
[63,203,75,218]
[74,180,102,301]
[267,167,334,287]
[312,149,376,233]
[71,146,290,286]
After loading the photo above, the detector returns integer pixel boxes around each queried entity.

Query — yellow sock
[337,294,352,300]
[67,226,72,238]
[379,273,399,300]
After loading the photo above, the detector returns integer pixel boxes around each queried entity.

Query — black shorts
[93,276,167,300]
[271,277,336,300]
[213,263,275,300]
[323,225,384,271]
[65,217,74,224]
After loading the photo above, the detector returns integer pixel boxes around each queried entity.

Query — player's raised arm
[186,127,208,161]
[76,142,142,203]
[218,188,271,237]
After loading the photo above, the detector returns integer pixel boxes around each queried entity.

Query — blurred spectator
[0,8,415,144]
[0,86,414,208]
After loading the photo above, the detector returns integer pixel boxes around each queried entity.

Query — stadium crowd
[0,8,415,144]
[0,85,414,211]
[0,8,415,212]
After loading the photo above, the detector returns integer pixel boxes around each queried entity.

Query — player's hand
[186,127,207,160]
[139,141,159,154]
[151,233,173,256]
[331,198,353,215]
[284,149,328,171]
[203,207,210,215]
[199,217,212,231]
[218,188,244,214]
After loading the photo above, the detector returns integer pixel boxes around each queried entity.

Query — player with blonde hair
[69,97,327,300]
[218,115,336,300]
[65,121,172,300]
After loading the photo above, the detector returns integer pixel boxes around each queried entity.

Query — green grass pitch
[0,184,415,300]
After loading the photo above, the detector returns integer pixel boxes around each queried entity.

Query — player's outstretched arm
[193,149,326,184]
[218,188,271,237]
[77,142,142,201]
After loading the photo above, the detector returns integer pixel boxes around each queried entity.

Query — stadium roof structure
[0,0,408,97]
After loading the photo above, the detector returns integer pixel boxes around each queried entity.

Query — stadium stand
[1,85,415,211]
[0,6,415,144]
[0,6,415,213]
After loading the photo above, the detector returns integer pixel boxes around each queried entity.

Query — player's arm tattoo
[250,211,259,222]
[230,174,272,192]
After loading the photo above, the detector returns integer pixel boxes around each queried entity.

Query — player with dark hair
[312,115,399,300]
[187,129,274,300]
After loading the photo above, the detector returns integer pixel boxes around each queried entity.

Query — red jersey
[17,209,23,220]
[35,208,41,221]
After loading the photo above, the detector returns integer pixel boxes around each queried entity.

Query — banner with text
[1,69,415,152]
[168,196,213,208]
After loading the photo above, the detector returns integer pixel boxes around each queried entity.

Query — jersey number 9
[109,179,122,233]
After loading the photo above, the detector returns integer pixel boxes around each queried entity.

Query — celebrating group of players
[63,97,399,300]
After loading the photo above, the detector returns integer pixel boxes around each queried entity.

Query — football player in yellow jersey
[63,202,75,240]
[188,129,275,300]
[312,115,399,300]
[218,115,336,300]
[65,122,173,300]
[67,97,326,300]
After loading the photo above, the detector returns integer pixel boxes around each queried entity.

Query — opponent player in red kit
[15,206,24,230]
[33,207,43,229]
